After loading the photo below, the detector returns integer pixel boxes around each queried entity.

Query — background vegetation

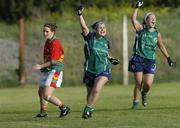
[0,0,180,23]
[0,0,179,87]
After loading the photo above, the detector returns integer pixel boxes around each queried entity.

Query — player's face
[95,24,107,37]
[43,27,55,40]
[146,14,156,28]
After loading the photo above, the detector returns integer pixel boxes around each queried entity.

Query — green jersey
[83,32,110,74]
[133,27,159,60]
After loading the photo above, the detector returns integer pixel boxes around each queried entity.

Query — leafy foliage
[0,0,179,23]
[0,5,179,86]
[0,0,33,23]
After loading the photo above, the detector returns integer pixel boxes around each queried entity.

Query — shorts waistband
[133,54,156,62]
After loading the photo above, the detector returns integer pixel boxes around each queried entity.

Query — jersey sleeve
[107,39,110,49]
[104,37,110,49]
[82,32,93,42]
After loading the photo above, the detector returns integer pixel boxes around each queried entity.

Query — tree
[0,0,33,85]
[16,0,33,85]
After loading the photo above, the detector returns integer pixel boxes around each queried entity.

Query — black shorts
[83,69,110,87]
[128,54,156,74]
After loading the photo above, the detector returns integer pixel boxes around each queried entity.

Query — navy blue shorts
[83,69,110,87]
[128,55,156,74]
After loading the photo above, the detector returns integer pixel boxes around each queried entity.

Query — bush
[0,6,179,86]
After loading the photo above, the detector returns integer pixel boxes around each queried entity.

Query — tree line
[0,0,179,23]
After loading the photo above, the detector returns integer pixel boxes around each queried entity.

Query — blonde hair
[144,12,153,23]
[142,12,156,27]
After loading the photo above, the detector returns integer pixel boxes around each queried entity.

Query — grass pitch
[0,82,180,128]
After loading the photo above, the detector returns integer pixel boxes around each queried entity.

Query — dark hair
[44,23,57,32]
[91,21,105,30]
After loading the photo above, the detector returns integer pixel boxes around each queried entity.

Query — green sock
[142,87,149,94]
[84,105,94,112]
[142,90,148,95]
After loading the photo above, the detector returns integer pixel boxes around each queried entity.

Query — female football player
[32,23,70,117]
[77,6,120,119]
[129,1,175,109]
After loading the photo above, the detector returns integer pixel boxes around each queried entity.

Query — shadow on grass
[96,106,180,111]
[68,106,180,114]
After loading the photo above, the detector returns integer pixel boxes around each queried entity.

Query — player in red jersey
[32,23,70,118]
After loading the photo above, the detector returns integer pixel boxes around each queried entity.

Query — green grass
[0,82,180,128]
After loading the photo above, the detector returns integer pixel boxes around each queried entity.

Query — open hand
[32,64,42,71]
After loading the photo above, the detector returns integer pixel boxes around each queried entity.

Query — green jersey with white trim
[83,32,110,74]
[133,27,159,60]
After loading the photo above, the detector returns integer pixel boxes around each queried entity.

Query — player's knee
[135,82,142,89]
[92,88,101,94]
[44,95,52,101]
[144,82,152,89]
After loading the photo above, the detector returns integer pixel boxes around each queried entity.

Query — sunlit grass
[0,82,180,128]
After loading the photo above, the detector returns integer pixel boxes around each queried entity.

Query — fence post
[19,18,26,85]
[123,15,129,85]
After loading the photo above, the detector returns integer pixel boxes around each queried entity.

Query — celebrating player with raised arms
[129,0,176,109]
[77,5,120,119]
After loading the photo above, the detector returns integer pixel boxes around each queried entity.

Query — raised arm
[131,1,143,32]
[77,6,89,36]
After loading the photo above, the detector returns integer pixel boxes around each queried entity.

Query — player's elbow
[51,60,58,66]
[131,14,137,23]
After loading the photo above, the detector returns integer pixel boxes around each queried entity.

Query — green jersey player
[77,5,120,119]
[129,0,176,109]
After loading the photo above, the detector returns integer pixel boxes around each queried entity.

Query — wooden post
[19,17,26,85]
[123,16,129,85]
